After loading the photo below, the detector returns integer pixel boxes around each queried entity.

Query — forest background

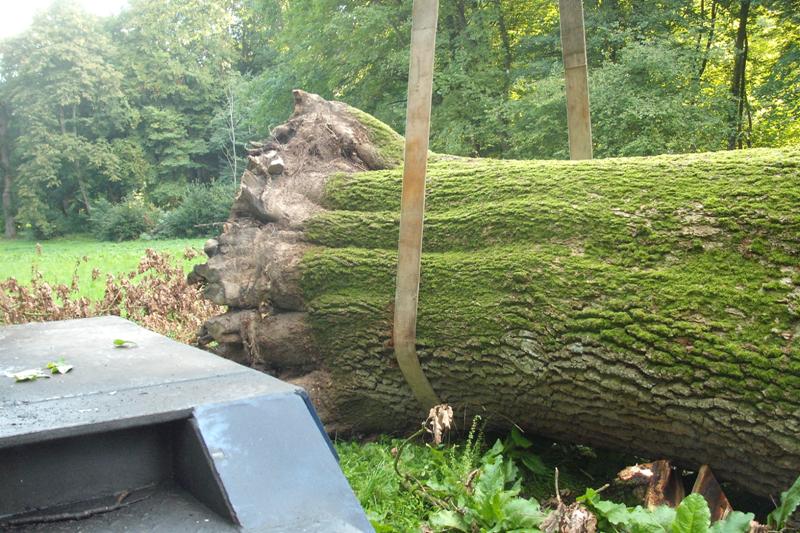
[0,0,797,240]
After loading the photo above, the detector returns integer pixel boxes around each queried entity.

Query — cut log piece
[617,461,684,509]
[692,464,733,522]
[193,90,800,498]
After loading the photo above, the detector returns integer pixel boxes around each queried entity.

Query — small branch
[2,487,154,527]
[555,467,562,506]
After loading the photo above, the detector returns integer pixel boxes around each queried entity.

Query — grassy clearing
[0,236,206,301]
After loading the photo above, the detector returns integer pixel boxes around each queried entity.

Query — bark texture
[194,91,800,498]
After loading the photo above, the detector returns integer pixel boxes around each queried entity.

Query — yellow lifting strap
[393,0,441,410]
[558,0,593,160]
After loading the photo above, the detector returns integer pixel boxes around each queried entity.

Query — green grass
[0,236,206,301]
[336,439,430,532]
[335,434,780,532]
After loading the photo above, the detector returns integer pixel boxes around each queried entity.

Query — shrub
[148,181,188,209]
[91,197,160,241]
[0,249,221,344]
[28,209,89,239]
[155,180,236,238]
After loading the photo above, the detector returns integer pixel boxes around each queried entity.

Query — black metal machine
[0,316,372,532]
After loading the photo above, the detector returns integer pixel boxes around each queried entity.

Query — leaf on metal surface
[7,368,50,382]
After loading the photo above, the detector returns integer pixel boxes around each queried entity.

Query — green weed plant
[338,421,799,533]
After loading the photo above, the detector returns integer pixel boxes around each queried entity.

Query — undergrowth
[0,248,220,343]
[336,420,800,533]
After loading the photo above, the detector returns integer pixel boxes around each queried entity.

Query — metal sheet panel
[193,393,373,532]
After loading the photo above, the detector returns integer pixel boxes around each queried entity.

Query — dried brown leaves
[540,503,598,533]
[0,249,222,344]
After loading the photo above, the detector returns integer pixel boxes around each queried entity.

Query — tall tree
[728,0,751,149]
[0,101,15,238]
[0,0,135,237]
[209,73,259,183]
[195,94,800,499]
[111,0,238,184]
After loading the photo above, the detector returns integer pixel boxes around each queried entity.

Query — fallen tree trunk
[194,90,800,498]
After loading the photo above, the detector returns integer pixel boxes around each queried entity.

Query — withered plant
[0,248,222,344]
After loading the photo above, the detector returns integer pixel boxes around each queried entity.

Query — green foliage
[346,418,549,532]
[672,494,711,533]
[424,439,546,532]
[112,0,238,182]
[589,43,728,156]
[243,0,411,137]
[0,1,134,237]
[768,475,800,530]
[335,439,429,531]
[148,181,191,210]
[580,486,675,532]
[2,0,799,238]
[154,180,236,238]
[91,197,160,241]
[579,488,759,533]
[504,428,551,482]
[78,157,234,241]
[241,0,800,159]
[710,512,756,533]
[21,208,88,240]
[338,428,799,533]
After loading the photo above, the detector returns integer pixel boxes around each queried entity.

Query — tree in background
[751,0,800,147]
[208,72,262,184]
[0,1,140,237]
[0,100,16,238]
[0,0,798,239]
[242,0,798,159]
[111,0,239,185]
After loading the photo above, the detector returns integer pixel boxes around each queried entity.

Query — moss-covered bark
[300,148,800,497]
[196,92,799,498]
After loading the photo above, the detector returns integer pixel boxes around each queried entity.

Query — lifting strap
[393,0,441,410]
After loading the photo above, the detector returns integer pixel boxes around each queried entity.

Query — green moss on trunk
[300,146,800,497]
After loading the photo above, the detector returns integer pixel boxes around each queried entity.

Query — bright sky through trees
[0,0,129,39]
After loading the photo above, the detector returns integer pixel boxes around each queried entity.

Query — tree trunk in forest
[193,91,800,499]
[493,0,513,154]
[495,0,512,87]
[0,109,15,238]
[728,0,750,150]
[696,0,717,81]
[1,175,13,239]
[72,105,91,215]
